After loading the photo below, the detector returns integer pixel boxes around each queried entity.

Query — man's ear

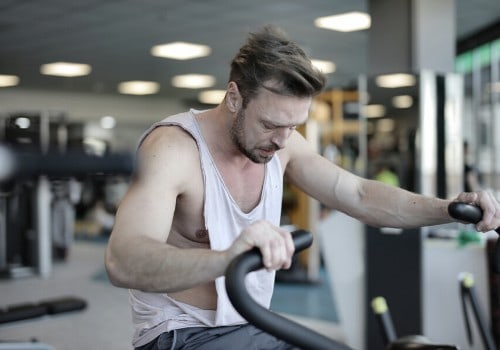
[226,82,242,113]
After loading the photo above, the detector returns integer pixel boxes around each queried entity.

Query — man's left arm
[284,131,500,232]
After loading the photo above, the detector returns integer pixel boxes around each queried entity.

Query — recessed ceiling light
[40,62,92,77]
[377,119,395,132]
[392,95,413,108]
[0,74,20,87]
[171,74,215,89]
[311,59,336,74]
[15,117,31,129]
[315,12,371,32]
[363,104,386,118]
[100,115,116,129]
[375,73,416,88]
[198,90,226,104]
[151,41,211,60]
[118,81,160,95]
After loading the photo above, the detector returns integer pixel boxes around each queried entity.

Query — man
[105,25,500,349]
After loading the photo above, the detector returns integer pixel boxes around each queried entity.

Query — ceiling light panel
[171,74,215,89]
[392,95,413,108]
[151,42,211,60]
[315,12,371,32]
[0,75,20,87]
[118,81,160,95]
[198,90,226,105]
[375,73,416,88]
[311,59,336,74]
[363,104,386,118]
[40,62,92,77]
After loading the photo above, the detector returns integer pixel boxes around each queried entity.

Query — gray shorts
[135,324,300,350]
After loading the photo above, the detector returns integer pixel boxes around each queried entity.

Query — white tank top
[129,109,284,347]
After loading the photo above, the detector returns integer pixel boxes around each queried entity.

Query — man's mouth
[260,148,276,156]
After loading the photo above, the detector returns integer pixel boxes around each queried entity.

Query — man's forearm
[352,179,451,229]
[105,235,230,293]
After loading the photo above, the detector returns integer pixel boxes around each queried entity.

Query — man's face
[230,88,311,164]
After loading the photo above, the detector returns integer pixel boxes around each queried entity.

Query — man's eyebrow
[262,119,297,128]
[264,114,309,127]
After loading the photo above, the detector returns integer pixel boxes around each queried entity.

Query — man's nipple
[195,229,209,239]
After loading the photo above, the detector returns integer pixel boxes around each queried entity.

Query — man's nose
[271,128,292,149]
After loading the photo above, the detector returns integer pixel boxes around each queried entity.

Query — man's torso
[161,114,268,310]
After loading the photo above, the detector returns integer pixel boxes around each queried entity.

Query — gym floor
[0,237,343,350]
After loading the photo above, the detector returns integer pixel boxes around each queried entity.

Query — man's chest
[171,160,266,246]
[218,163,265,213]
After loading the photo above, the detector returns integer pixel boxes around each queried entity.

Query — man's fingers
[259,229,295,271]
[456,191,478,204]
[280,229,295,269]
[239,222,298,271]
[260,243,272,269]
[461,190,500,232]
[479,191,500,231]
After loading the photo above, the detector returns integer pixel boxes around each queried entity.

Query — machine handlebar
[0,145,134,182]
[225,229,353,350]
[448,202,500,272]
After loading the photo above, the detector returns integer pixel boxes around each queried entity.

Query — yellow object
[375,169,400,187]
[461,272,475,288]
[371,296,388,314]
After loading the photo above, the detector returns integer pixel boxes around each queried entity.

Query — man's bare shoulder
[136,125,201,187]
[140,124,198,154]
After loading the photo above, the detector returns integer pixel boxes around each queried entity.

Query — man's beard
[230,109,273,164]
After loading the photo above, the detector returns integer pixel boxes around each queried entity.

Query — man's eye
[262,122,296,131]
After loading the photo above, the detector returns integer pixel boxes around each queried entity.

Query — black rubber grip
[448,202,483,224]
[225,229,353,350]
[448,202,500,273]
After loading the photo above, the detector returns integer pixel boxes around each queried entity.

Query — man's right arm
[104,127,232,293]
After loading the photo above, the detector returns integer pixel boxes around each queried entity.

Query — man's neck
[196,105,252,167]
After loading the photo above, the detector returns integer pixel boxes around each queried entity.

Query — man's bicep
[285,136,363,212]
[112,179,178,243]
[112,130,186,243]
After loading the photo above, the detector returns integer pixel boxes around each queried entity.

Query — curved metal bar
[225,229,353,350]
